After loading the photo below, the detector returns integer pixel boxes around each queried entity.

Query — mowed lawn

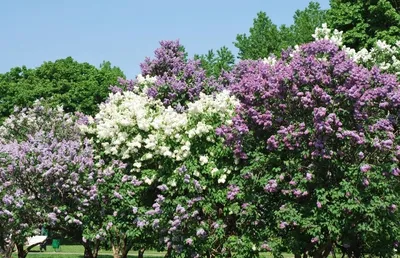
[16,245,400,258]
[15,245,164,258]
[14,245,294,258]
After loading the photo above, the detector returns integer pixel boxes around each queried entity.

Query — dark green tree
[281,1,328,49]
[234,2,326,59]
[194,46,235,78]
[234,12,281,59]
[0,57,124,121]
[327,0,400,50]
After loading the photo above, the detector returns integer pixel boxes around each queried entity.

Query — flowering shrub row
[1,34,400,258]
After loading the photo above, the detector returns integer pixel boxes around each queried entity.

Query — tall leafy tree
[194,46,235,78]
[234,12,281,59]
[281,1,327,49]
[234,2,326,59]
[0,57,124,122]
[327,0,400,50]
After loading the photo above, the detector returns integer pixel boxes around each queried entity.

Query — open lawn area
[13,245,296,258]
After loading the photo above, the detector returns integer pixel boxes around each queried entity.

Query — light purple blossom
[157,184,169,192]
[106,222,113,230]
[196,228,207,237]
[185,238,193,245]
[113,191,123,199]
[137,219,147,228]
[360,164,371,173]
[279,221,288,229]
[227,184,240,200]
[264,179,278,193]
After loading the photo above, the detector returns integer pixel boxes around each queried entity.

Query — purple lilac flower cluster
[218,40,400,160]
[114,40,224,110]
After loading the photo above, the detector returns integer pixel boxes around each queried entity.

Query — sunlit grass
[16,244,294,258]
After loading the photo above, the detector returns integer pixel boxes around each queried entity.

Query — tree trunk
[83,245,94,258]
[92,241,100,258]
[312,240,333,258]
[121,247,129,258]
[331,244,336,258]
[295,254,301,258]
[164,246,172,258]
[321,241,333,258]
[92,243,99,258]
[112,243,121,258]
[16,244,27,258]
[120,237,131,258]
[82,241,100,258]
[0,240,14,258]
[138,248,145,258]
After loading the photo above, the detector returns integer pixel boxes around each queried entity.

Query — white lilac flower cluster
[186,90,238,138]
[136,74,157,85]
[82,91,188,161]
[81,86,239,171]
[261,56,277,66]
[311,23,344,47]
[312,23,400,76]
[135,74,158,94]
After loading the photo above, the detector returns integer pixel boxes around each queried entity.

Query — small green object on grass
[52,239,61,252]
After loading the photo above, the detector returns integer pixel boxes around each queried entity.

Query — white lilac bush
[80,42,246,257]
[80,87,241,257]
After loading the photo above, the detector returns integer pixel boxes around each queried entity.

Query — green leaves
[234,2,326,60]
[235,12,281,59]
[195,46,235,78]
[0,57,125,122]
[327,0,400,50]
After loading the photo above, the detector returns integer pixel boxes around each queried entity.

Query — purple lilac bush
[217,40,400,257]
[0,103,100,258]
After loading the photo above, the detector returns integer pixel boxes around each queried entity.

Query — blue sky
[0,0,330,79]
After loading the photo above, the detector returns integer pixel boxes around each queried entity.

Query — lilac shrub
[219,40,400,257]
[0,102,99,258]
[81,79,260,257]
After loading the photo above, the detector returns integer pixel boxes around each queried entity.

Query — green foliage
[281,2,327,49]
[327,0,400,50]
[234,12,280,59]
[234,2,326,59]
[194,46,235,78]
[0,57,125,122]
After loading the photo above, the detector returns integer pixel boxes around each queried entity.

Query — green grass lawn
[17,245,165,258]
[13,244,400,258]
[15,244,292,258]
